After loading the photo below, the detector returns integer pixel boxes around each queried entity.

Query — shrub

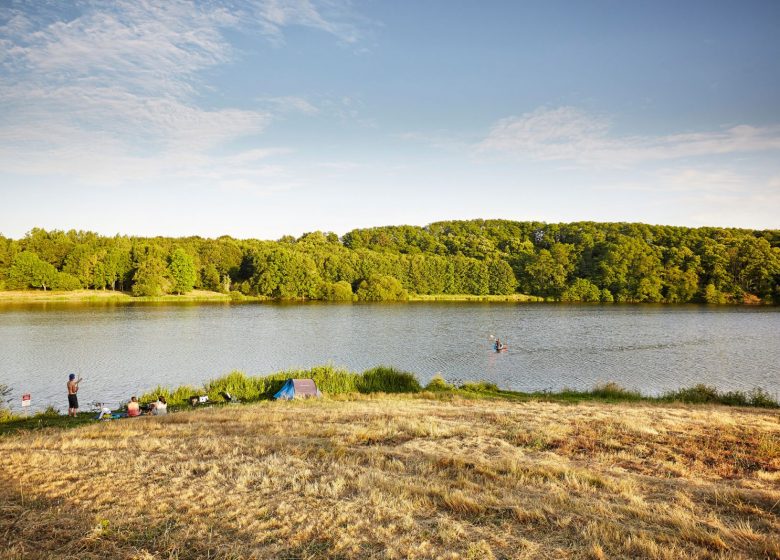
[0,383,12,421]
[139,384,201,408]
[54,272,82,291]
[748,388,779,408]
[660,384,778,407]
[358,366,421,393]
[459,381,500,393]
[588,382,641,401]
[35,405,60,418]
[355,275,408,301]
[663,384,721,404]
[425,374,453,391]
[309,365,360,394]
[322,281,354,301]
[561,278,601,302]
[204,371,267,403]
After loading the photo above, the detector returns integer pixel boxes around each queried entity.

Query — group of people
[67,373,167,418]
[126,395,167,417]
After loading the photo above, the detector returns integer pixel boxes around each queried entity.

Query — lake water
[1,302,778,411]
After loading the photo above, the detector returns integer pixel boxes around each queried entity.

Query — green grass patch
[0,409,95,436]
[358,366,421,393]
[660,384,779,407]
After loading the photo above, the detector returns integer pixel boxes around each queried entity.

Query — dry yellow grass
[1,396,778,559]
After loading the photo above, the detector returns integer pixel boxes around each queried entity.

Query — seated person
[127,396,141,417]
[97,404,113,420]
[150,395,168,416]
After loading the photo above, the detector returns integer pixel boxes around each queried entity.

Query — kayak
[494,345,508,353]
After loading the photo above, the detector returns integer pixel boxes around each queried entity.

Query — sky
[1,0,779,239]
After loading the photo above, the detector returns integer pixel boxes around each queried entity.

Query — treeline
[0,220,778,303]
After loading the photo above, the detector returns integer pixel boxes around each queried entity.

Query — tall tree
[168,248,197,295]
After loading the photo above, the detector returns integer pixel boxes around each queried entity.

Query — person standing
[67,373,82,417]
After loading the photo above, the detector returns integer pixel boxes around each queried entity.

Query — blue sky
[1,0,779,239]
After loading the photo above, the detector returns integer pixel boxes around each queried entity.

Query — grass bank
[1,395,778,559]
[2,368,777,437]
[134,367,779,410]
[0,289,270,303]
[409,293,543,302]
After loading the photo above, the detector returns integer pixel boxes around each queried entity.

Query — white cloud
[477,106,780,167]
[0,1,361,188]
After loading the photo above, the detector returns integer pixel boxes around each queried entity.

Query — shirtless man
[67,373,82,417]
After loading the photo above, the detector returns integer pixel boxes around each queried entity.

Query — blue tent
[274,378,322,400]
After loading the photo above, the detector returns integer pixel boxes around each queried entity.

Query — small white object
[198,395,209,404]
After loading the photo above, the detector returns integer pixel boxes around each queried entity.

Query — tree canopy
[1,220,777,303]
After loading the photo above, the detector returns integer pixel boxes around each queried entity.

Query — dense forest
[1,220,778,303]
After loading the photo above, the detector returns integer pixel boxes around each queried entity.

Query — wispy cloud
[0,1,362,188]
[258,95,320,115]
[477,106,780,167]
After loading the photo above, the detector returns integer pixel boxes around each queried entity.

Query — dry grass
[0,289,274,304]
[1,397,778,559]
[0,289,132,302]
[409,293,542,302]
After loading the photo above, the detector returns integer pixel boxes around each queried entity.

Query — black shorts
[68,394,79,409]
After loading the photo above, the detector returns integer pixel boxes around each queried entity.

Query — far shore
[0,289,543,304]
[0,289,263,303]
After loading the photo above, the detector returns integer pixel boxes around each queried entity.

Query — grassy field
[0,289,266,303]
[1,395,778,559]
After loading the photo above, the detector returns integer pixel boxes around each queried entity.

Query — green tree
[449,256,489,295]
[131,255,171,296]
[8,251,58,290]
[168,248,197,295]
[18,228,74,268]
[356,275,408,301]
[561,278,602,302]
[597,236,663,302]
[63,244,100,288]
[53,272,82,290]
[703,283,728,304]
[523,245,573,298]
[487,259,518,295]
[250,247,321,299]
[201,263,222,292]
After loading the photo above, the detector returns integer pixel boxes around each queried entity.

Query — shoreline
[0,289,544,304]
[3,367,777,436]
[0,289,769,305]
[0,289,265,304]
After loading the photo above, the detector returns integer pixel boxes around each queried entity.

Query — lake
[1,302,778,411]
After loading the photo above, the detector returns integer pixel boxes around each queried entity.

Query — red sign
[22,393,31,407]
